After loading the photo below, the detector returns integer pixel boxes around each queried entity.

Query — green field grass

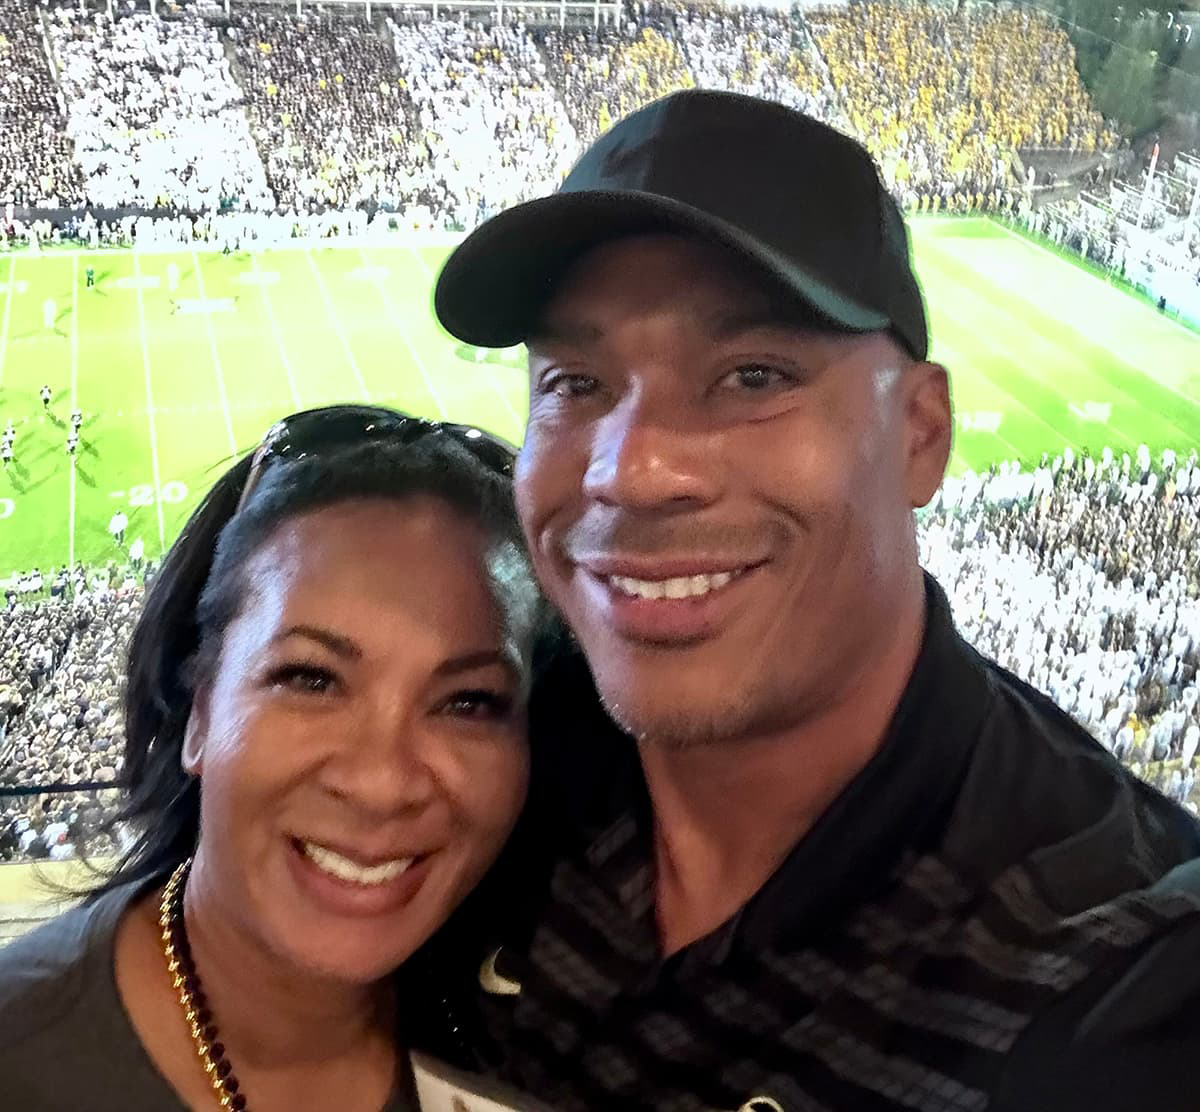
[0,216,1197,577]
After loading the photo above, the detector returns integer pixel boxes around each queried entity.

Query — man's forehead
[531,238,833,347]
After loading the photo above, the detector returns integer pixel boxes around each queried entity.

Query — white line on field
[190,251,239,458]
[303,248,369,400]
[406,247,520,426]
[132,253,166,554]
[0,256,17,388]
[250,252,302,409]
[359,248,446,419]
[69,255,79,571]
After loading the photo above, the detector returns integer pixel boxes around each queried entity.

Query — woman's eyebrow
[273,625,362,659]
[433,649,514,679]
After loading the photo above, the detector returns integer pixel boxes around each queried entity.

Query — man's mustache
[561,515,779,562]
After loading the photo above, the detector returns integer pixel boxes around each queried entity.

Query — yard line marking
[132,253,167,555]
[0,256,17,388]
[69,256,79,571]
[303,248,369,400]
[406,246,520,426]
[250,252,302,409]
[358,248,447,419]
[932,333,1028,466]
[190,251,239,458]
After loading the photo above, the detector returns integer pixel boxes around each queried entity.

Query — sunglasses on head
[236,405,517,513]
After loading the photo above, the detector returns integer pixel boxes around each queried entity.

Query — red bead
[223,1077,239,1095]
[203,1025,219,1042]
[232,1095,247,1110]
[216,1060,231,1079]
[211,1042,225,1059]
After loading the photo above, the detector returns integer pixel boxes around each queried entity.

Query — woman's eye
[717,364,797,392]
[268,665,337,695]
[539,372,600,399]
[441,689,514,720]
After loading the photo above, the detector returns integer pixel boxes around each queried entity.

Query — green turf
[0,217,1197,577]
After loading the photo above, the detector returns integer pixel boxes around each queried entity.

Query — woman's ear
[181,685,210,776]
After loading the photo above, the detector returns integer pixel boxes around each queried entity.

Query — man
[418,91,1200,1110]
[39,384,51,411]
[65,430,78,458]
[85,265,95,289]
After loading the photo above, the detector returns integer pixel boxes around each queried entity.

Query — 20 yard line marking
[359,248,447,419]
[0,256,17,388]
[69,256,79,570]
[132,253,166,555]
[250,252,302,409]
[190,251,238,458]
[406,247,520,426]
[303,248,369,400]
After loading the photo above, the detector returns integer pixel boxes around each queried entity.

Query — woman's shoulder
[0,882,141,1060]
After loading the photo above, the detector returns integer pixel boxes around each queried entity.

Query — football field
[0,216,1197,576]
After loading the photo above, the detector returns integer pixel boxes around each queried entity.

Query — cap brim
[434,190,890,348]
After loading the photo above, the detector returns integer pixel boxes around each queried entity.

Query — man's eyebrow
[273,625,362,659]
[707,308,809,339]
[526,320,604,347]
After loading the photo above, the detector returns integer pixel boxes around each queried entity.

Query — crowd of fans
[922,446,1200,809]
[1,577,140,862]
[0,0,83,207]
[47,7,272,211]
[0,0,1145,224]
[387,15,579,225]
[229,10,431,213]
[810,3,1116,208]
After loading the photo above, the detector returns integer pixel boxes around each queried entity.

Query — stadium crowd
[1,580,139,861]
[229,10,431,213]
[0,0,83,208]
[47,7,272,211]
[0,0,1134,226]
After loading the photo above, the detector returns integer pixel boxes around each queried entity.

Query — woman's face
[183,496,530,984]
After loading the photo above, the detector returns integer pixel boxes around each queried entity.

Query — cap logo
[600,136,657,182]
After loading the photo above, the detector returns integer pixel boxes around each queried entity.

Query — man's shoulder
[946,649,1200,904]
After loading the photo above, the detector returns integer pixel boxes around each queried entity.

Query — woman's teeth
[300,841,414,887]
[609,570,736,600]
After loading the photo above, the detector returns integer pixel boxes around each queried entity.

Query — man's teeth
[300,841,414,886]
[609,571,736,600]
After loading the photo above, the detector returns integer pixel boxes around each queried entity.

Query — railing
[84,0,622,28]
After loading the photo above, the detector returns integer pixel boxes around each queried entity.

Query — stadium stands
[230,10,431,213]
[47,7,272,211]
[0,0,84,207]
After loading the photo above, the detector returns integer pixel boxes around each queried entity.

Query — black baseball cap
[435,89,929,360]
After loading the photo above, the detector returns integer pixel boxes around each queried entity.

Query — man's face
[517,234,950,746]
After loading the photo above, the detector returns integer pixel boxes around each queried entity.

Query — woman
[0,406,542,1111]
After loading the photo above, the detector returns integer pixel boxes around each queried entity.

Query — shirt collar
[552,572,994,962]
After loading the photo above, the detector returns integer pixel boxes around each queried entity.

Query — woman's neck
[182,858,392,1070]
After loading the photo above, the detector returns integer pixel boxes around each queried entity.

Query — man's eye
[539,373,600,399]
[718,364,797,392]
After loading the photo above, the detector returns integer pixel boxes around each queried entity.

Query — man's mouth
[605,568,747,600]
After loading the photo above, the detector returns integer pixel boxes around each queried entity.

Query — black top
[405,574,1200,1112]
[0,880,417,1111]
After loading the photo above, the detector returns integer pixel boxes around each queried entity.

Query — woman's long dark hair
[93,433,540,899]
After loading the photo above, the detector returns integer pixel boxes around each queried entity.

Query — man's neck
[643,581,928,957]
[184,857,391,1069]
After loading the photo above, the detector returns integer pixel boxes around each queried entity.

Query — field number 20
[129,482,188,507]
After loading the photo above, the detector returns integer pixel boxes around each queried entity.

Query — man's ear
[181,684,210,777]
[904,361,952,509]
